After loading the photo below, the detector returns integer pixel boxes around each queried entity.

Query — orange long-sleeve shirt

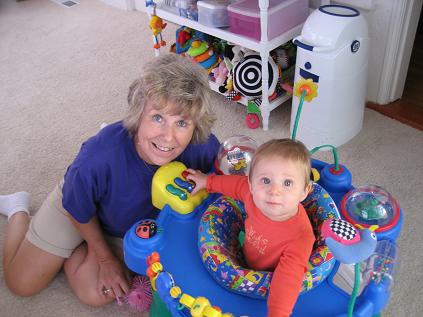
[206,174,315,317]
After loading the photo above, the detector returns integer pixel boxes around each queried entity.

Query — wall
[311,0,396,102]
[338,0,396,102]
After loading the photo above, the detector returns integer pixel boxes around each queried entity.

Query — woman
[0,53,220,307]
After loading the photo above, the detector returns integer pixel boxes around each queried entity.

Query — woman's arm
[69,216,130,299]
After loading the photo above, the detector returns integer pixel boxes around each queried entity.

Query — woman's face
[135,100,195,166]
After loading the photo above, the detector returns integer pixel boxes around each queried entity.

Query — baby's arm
[185,168,208,195]
[267,237,314,316]
[186,171,249,200]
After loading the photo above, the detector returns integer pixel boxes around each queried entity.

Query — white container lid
[227,0,297,18]
[198,0,230,10]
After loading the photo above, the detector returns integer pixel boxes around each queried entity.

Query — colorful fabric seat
[198,183,340,299]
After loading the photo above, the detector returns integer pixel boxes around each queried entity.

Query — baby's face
[248,156,309,221]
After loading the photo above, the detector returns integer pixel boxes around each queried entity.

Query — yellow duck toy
[149,15,167,49]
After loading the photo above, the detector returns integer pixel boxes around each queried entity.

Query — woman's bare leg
[64,243,115,307]
[2,212,64,296]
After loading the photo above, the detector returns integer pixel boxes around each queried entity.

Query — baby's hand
[185,169,207,196]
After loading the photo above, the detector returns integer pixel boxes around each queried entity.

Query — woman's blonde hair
[249,138,311,188]
[123,53,216,143]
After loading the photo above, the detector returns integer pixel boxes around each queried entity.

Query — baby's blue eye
[152,114,163,123]
[284,179,293,187]
[261,177,271,184]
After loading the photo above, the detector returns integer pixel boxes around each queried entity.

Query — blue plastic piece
[124,159,403,317]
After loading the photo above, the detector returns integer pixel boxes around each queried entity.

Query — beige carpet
[1,0,422,316]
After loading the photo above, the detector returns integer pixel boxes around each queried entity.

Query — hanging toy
[149,15,167,49]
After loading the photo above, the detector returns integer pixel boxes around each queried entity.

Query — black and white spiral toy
[233,53,278,99]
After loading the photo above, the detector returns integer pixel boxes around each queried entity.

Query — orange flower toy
[294,78,318,102]
[291,78,318,140]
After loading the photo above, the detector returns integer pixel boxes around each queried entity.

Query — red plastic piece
[147,252,160,266]
[181,170,189,179]
[246,113,260,129]
[233,94,241,101]
[329,166,344,175]
[300,84,311,96]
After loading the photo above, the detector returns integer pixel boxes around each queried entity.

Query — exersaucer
[123,159,403,317]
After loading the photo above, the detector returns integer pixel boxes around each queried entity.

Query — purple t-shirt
[62,121,219,237]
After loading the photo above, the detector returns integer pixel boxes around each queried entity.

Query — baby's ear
[302,182,313,201]
[306,181,313,193]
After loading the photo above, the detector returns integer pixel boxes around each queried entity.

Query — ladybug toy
[135,220,158,239]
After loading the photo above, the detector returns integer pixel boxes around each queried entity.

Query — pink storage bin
[227,0,309,41]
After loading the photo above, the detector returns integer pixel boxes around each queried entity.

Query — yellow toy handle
[151,161,209,215]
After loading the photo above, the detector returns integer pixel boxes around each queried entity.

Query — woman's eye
[284,179,293,187]
[176,120,188,127]
[261,177,271,185]
[152,114,163,123]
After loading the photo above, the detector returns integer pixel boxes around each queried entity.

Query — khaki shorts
[26,180,122,258]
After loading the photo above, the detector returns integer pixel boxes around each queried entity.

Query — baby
[187,138,315,317]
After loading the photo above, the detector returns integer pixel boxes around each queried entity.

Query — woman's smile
[135,100,195,166]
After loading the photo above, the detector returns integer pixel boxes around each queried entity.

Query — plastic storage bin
[227,0,309,41]
[198,0,230,28]
[177,0,199,21]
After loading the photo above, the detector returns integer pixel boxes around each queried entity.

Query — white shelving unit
[146,0,328,130]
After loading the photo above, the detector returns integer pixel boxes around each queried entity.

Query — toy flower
[294,78,318,102]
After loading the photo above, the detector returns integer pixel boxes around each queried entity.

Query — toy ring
[198,183,340,299]
[187,40,209,57]
[194,47,214,63]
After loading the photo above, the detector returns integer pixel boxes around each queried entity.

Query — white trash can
[290,4,369,149]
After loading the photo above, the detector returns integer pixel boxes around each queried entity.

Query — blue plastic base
[124,159,402,317]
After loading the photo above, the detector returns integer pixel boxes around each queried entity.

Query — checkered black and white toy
[321,218,378,264]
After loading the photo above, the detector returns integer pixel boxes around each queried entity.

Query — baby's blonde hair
[123,53,216,143]
[249,138,311,188]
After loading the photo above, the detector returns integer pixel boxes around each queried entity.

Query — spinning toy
[214,135,257,176]
[341,185,401,239]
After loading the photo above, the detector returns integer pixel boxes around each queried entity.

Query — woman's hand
[185,168,208,195]
[68,215,130,301]
[97,252,130,300]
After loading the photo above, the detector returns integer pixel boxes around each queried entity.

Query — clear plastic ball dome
[216,135,258,176]
[342,185,399,227]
